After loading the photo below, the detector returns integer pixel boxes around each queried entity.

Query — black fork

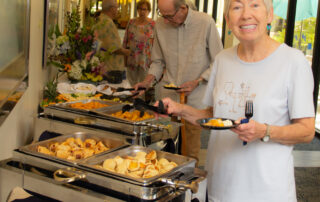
[240,100,253,146]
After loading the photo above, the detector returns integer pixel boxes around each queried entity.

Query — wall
[0,0,26,69]
[0,0,44,160]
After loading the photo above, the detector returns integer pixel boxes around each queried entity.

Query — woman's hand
[154,98,184,117]
[231,119,266,143]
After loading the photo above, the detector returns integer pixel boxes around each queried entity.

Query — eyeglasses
[138,8,149,11]
[157,7,180,20]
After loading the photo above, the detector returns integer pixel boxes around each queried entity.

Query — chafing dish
[19,132,128,166]
[79,145,196,185]
[0,146,207,201]
[51,99,121,113]
[91,103,156,123]
[39,101,181,150]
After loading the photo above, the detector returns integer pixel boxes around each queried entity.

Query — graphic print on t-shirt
[218,81,256,114]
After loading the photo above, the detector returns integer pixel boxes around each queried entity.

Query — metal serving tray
[79,145,196,186]
[19,132,128,166]
[50,99,121,113]
[92,104,156,124]
[8,149,206,201]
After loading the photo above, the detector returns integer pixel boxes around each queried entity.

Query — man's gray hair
[224,0,273,17]
[186,0,197,10]
[173,0,187,10]
[102,0,117,12]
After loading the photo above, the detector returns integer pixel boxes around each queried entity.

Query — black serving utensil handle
[158,100,172,116]
[133,98,171,116]
[116,87,146,92]
[122,92,139,101]
[122,104,134,113]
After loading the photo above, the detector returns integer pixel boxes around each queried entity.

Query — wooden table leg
[180,92,187,156]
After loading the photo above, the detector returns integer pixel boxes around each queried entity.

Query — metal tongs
[115,87,146,92]
[133,98,171,116]
[121,98,171,117]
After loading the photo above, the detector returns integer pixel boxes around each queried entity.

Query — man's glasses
[157,8,180,20]
[138,8,149,11]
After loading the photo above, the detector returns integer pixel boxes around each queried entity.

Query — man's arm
[147,25,165,82]
[113,47,130,57]
[200,19,224,81]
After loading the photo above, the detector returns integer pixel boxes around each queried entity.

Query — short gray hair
[102,0,117,12]
[186,0,197,10]
[173,0,187,10]
[224,0,273,17]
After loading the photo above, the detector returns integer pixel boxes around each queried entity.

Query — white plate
[97,84,113,95]
[97,84,132,96]
[71,83,97,94]
[57,82,74,94]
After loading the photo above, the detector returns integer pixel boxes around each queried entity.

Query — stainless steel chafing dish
[49,99,121,113]
[38,100,180,150]
[19,132,128,166]
[0,144,207,201]
[79,145,196,186]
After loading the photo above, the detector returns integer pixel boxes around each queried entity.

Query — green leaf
[55,24,62,37]
[71,93,78,98]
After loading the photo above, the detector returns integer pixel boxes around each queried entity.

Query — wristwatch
[261,124,270,142]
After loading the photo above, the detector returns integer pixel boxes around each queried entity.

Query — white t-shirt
[203,44,314,202]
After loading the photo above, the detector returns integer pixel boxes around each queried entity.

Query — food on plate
[69,101,109,110]
[58,93,102,102]
[97,150,177,179]
[204,118,233,127]
[72,83,97,94]
[111,110,154,121]
[164,83,178,88]
[37,137,110,160]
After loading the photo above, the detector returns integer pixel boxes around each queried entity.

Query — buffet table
[0,79,208,201]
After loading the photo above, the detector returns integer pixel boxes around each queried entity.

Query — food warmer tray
[6,145,207,201]
[18,132,129,166]
[79,145,196,186]
[47,99,121,113]
[43,102,181,139]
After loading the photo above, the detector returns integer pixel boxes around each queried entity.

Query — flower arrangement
[47,3,105,83]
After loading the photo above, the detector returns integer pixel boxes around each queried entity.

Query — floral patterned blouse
[94,14,124,71]
[123,18,155,70]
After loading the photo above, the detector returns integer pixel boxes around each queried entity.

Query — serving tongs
[115,87,146,92]
[159,167,207,193]
[133,98,171,116]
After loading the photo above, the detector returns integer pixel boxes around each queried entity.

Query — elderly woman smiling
[158,0,315,201]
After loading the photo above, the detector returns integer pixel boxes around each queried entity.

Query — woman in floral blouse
[123,0,155,86]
